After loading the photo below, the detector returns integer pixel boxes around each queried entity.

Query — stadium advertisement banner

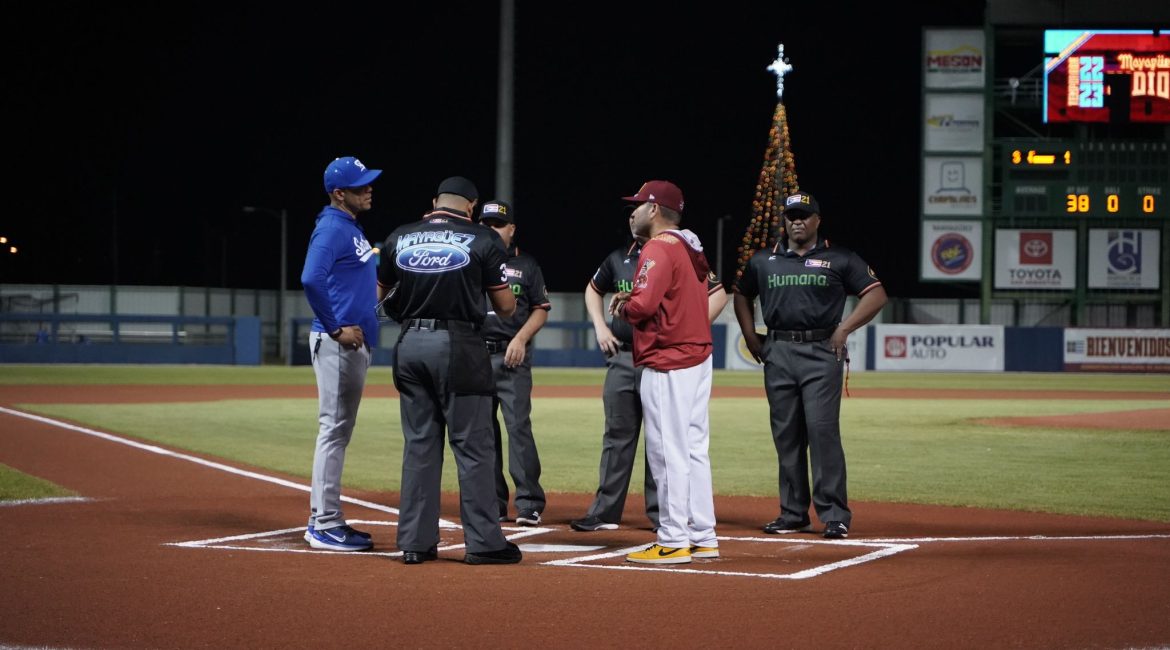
[921,220,982,281]
[1087,229,1161,290]
[994,229,1077,290]
[924,94,984,152]
[725,326,868,372]
[924,29,985,89]
[874,324,1004,371]
[1064,328,1170,372]
[922,157,983,216]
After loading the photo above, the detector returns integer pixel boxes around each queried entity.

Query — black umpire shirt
[591,240,725,345]
[481,245,552,342]
[735,237,881,330]
[379,208,510,325]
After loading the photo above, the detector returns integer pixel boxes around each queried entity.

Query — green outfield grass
[0,462,77,501]
[12,366,1169,521]
[4,364,1169,391]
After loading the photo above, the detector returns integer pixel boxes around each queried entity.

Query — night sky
[4,3,987,296]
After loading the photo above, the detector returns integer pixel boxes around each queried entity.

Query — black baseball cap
[480,200,513,224]
[436,176,478,202]
[781,191,820,216]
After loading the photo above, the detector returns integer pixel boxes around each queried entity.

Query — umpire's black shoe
[464,541,522,565]
[823,522,849,539]
[762,518,813,534]
[402,547,438,565]
[570,516,618,532]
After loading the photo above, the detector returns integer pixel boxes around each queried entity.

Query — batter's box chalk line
[543,536,919,580]
[165,520,602,558]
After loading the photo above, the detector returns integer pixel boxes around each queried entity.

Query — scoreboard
[1001,139,1169,217]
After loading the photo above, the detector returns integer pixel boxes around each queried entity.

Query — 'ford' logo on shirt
[395,244,471,273]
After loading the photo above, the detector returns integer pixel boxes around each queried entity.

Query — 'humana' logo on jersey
[395,230,476,273]
[768,273,828,288]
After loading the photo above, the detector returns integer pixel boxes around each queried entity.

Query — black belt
[485,339,509,353]
[769,328,834,343]
[404,318,449,330]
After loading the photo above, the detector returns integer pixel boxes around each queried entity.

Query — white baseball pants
[640,355,716,549]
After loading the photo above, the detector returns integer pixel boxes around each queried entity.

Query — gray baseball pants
[490,350,545,516]
[762,337,851,527]
[584,348,659,527]
[308,332,370,531]
[394,328,507,554]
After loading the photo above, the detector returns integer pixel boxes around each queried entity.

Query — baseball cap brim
[782,204,817,215]
[346,169,381,189]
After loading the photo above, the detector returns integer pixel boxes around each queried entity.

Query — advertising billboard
[1064,328,1170,371]
[924,29,985,89]
[924,94,984,152]
[1087,229,1161,289]
[921,220,982,281]
[875,325,1004,371]
[994,229,1077,290]
[922,156,983,216]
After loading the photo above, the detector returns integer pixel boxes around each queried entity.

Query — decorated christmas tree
[736,44,801,282]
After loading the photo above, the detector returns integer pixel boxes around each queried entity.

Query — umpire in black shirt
[377,176,522,565]
[478,200,552,527]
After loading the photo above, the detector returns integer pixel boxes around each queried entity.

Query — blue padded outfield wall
[0,314,261,365]
[3,314,1167,372]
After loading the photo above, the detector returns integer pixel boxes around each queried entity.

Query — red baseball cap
[621,180,684,213]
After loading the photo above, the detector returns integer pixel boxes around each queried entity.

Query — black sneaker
[516,509,542,526]
[823,521,849,539]
[570,515,618,532]
[465,541,522,565]
[762,518,813,534]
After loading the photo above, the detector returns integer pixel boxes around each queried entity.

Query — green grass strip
[0,462,77,501]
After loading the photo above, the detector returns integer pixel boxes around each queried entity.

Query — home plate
[519,543,605,553]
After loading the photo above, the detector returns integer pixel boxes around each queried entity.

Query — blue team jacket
[300,206,380,347]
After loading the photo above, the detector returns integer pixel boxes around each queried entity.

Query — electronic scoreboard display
[1044,29,1170,123]
[1002,139,1169,217]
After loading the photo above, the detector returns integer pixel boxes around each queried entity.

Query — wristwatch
[328,327,343,340]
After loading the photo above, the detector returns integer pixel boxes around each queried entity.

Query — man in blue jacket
[300,156,382,552]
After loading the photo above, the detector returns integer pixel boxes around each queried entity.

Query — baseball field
[1,365,1168,648]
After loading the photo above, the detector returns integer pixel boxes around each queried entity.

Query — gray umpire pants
[394,328,508,554]
[584,348,659,527]
[490,349,546,516]
[762,337,851,527]
[309,332,370,532]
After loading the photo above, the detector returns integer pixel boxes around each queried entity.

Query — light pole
[243,206,288,363]
[715,214,731,285]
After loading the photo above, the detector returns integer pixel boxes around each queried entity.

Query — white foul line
[0,405,403,519]
[0,496,93,508]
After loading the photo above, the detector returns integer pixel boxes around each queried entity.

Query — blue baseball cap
[323,156,382,193]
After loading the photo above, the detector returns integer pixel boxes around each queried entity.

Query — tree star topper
[767,44,793,98]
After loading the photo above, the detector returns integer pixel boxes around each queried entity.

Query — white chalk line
[167,520,574,556]
[0,496,93,508]
[0,406,432,522]
[542,539,919,580]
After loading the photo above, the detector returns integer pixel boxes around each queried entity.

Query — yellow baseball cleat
[626,544,692,564]
[690,545,720,558]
